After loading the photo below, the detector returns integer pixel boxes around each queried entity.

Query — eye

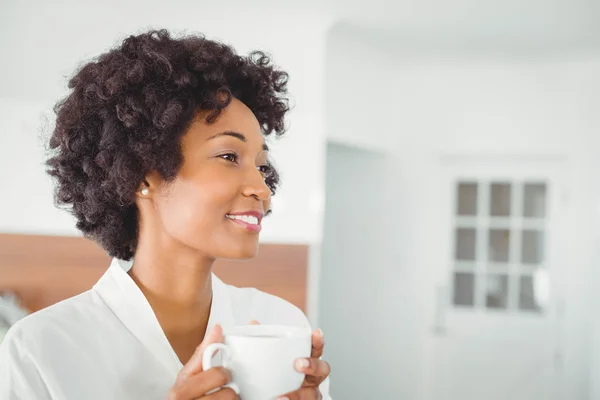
[219,153,239,163]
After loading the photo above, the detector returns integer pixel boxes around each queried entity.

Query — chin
[218,243,260,260]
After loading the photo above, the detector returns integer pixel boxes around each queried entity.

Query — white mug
[202,325,312,400]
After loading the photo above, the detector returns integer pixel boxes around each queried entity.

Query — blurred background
[2,0,600,399]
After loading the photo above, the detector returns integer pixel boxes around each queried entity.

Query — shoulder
[0,291,104,398]
[1,290,103,351]
[219,280,311,328]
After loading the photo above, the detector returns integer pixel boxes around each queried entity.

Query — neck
[129,226,215,341]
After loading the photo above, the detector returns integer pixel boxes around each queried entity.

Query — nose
[242,167,271,201]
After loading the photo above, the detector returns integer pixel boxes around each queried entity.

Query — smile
[226,213,263,233]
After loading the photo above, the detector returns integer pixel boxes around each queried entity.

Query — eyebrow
[207,130,269,151]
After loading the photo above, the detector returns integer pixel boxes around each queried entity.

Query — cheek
[156,174,237,240]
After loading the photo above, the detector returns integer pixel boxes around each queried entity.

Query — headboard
[0,233,308,312]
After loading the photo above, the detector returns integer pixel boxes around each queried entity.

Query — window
[452,181,547,312]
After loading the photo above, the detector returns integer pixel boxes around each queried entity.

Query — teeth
[227,215,259,225]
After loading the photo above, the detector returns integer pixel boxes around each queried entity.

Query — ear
[137,170,163,198]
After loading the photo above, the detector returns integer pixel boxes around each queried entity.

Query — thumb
[176,324,224,383]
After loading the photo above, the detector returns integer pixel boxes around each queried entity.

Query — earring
[141,187,149,196]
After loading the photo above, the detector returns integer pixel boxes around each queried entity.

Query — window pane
[524,183,547,218]
[457,183,478,216]
[486,274,509,310]
[490,183,511,217]
[455,228,476,261]
[522,230,544,264]
[488,229,510,263]
[519,275,542,312]
[453,272,475,307]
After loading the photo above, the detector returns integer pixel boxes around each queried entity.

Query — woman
[0,29,331,399]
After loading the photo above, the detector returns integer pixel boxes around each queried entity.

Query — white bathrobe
[0,258,331,399]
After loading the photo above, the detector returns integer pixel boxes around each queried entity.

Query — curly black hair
[46,29,290,260]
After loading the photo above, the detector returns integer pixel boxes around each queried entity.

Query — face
[142,98,272,260]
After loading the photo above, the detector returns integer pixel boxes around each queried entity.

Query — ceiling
[322,0,600,53]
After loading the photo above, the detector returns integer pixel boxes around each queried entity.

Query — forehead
[187,98,264,143]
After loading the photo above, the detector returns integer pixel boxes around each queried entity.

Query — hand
[166,325,238,400]
[277,329,330,400]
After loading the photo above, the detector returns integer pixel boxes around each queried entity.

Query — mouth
[226,211,264,233]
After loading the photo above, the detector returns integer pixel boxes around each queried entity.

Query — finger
[295,358,331,386]
[249,320,260,325]
[172,366,232,399]
[177,325,224,383]
[276,386,321,400]
[310,329,324,359]
[202,387,239,400]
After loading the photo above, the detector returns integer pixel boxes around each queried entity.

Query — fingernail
[295,358,310,370]
[277,397,289,400]
[317,328,324,338]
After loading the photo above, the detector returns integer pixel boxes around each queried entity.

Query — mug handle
[202,343,240,395]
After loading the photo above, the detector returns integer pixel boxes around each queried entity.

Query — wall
[324,25,395,152]
[323,23,600,399]
[322,24,424,399]
[0,0,332,245]
[390,52,600,400]
[319,143,398,399]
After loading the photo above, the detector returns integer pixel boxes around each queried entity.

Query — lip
[226,210,264,233]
